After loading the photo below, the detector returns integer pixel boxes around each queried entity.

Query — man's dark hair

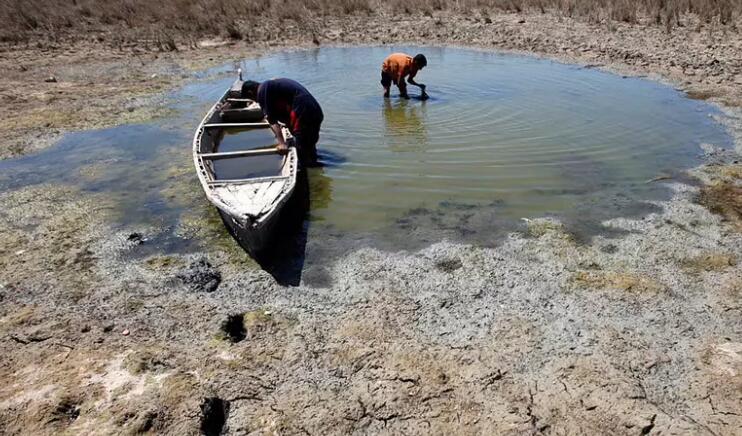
[413,54,427,68]
[241,80,260,99]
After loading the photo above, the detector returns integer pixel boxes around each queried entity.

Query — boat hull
[217,208,280,259]
[217,169,309,262]
[193,76,302,279]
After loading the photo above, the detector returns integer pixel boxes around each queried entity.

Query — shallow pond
[0,46,732,264]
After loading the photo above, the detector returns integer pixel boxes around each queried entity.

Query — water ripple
[228,46,730,230]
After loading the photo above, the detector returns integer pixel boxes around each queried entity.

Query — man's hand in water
[276,142,289,155]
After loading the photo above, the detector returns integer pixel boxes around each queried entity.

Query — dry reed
[1,0,740,44]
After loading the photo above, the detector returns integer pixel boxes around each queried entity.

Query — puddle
[0,46,733,263]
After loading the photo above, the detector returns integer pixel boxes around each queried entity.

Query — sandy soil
[1,11,741,436]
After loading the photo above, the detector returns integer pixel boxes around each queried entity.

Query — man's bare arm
[270,123,288,154]
[407,76,425,90]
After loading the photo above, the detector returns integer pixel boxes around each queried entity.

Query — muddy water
[264,47,731,233]
[0,46,732,257]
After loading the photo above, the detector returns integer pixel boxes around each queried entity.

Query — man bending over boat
[381,53,427,99]
[241,79,324,166]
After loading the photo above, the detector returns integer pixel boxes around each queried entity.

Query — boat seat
[204,122,269,128]
[207,175,289,186]
[199,148,279,160]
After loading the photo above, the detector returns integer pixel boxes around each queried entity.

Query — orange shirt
[382,53,419,83]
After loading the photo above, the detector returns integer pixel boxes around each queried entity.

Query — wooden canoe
[192,74,299,257]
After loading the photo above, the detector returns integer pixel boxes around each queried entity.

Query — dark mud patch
[221,314,246,343]
[127,232,146,245]
[600,243,619,254]
[48,397,81,425]
[199,397,229,436]
[215,310,286,342]
[177,258,221,293]
[435,258,463,273]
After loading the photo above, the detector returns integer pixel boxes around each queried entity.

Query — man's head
[413,54,427,70]
[241,80,260,99]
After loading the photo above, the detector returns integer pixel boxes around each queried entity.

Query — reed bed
[1,0,740,44]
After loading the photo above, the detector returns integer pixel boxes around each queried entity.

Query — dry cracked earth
[1,10,741,436]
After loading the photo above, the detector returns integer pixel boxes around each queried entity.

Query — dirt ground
[1,11,741,436]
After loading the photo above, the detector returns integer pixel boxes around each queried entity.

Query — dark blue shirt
[257,78,323,131]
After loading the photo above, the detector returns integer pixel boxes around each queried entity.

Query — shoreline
[1,11,740,160]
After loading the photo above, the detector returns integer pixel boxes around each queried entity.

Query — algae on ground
[0,184,111,295]
[524,218,574,241]
[175,206,252,266]
[144,255,185,270]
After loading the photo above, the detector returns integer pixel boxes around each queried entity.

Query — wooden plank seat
[207,175,289,186]
[203,122,269,128]
[198,148,279,160]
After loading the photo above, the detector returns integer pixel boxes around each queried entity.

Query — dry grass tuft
[571,270,666,293]
[699,180,742,230]
[144,255,184,270]
[1,0,740,44]
[719,164,742,179]
[123,348,172,375]
[686,88,726,100]
[680,252,737,272]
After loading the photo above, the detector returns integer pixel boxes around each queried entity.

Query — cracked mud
[1,10,741,436]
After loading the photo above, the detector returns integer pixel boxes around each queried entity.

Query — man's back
[382,53,415,81]
[257,78,322,125]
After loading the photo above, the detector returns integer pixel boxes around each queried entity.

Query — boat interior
[194,79,298,224]
[197,83,286,182]
[200,126,285,181]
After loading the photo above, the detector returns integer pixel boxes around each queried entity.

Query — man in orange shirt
[381,53,427,99]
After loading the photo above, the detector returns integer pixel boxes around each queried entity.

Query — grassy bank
[2,0,741,46]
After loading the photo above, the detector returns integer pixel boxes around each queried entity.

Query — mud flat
[1,11,741,435]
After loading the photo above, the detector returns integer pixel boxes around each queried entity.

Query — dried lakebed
[0,46,740,435]
[0,47,733,258]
